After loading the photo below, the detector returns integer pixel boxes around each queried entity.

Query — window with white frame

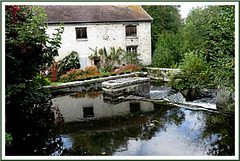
[126,46,138,53]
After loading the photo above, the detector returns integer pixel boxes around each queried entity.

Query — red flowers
[48,61,59,82]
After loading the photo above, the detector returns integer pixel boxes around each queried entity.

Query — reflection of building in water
[52,93,154,122]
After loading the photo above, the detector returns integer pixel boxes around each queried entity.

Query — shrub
[169,50,213,100]
[57,51,80,80]
[152,46,175,68]
[89,46,125,72]
[60,68,84,83]
[5,5,63,151]
[85,66,98,75]
[123,52,142,65]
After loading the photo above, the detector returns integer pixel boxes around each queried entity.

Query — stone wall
[146,67,181,82]
[42,72,147,96]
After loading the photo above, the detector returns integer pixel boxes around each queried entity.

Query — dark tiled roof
[39,5,153,23]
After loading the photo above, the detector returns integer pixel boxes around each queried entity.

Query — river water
[6,84,235,156]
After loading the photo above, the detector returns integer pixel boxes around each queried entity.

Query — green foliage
[168,5,235,107]
[33,72,51,87]
[152,32,184,68]
[123,52,142,65]
[142,6,183,68]
[83,82,91,87]
[5,5,64,85]
[152,46,175,68]
[205,5,235,92]
[5,5,63,146]
[5,133,13,147]
[142,5,181,51]
[5,5,64,102]
[169,50,213,100]
[181,6,221,52]
[89,46,125,72]
[57,51,80,80]
[108,46,125,66]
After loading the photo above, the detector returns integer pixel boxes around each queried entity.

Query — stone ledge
[102,77,150,89]
[42,72,148,93]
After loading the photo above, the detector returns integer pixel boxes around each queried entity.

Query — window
[130,101,141,113]
[126,25,137,37]
[126,46,138,53]
[83,107,94,118]
[76,27,87,39]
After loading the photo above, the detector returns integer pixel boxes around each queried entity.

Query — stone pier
[102,77,150,101]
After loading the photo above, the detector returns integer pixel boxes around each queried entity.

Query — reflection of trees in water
[178,109,234,156]
[204,112,235,155]
[59,102,186,155]
[5,87,65,156]
[152,102,186,127]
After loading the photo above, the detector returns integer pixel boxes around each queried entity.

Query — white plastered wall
[47,21,152,69]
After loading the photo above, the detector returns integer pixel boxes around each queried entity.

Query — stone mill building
[41,5,153,69]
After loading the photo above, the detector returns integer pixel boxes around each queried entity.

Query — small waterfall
[150,85,217,110]
[163,92,186,103]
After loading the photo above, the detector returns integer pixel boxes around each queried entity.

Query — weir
[102,77,150,102]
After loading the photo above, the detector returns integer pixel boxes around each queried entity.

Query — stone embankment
[42,72,147,96]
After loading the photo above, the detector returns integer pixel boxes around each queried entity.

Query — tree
[205,5,235,110]
[205,5,235,90]
[5,5,64,154]
[181,6,221,53]
[171,5,235,109]
[142,5,182,52]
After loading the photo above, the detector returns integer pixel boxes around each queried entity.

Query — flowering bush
[117,64,141,72]
[85,66,98,75]
[70,93,86,98]
[5,5,64,151]
[60,68,84,83]
[48,61,59,82]
[6,5,64,85]
[100,59,112,72]
[92,72,100,78]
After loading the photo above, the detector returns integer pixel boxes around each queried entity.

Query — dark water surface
[6,90,235,156]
